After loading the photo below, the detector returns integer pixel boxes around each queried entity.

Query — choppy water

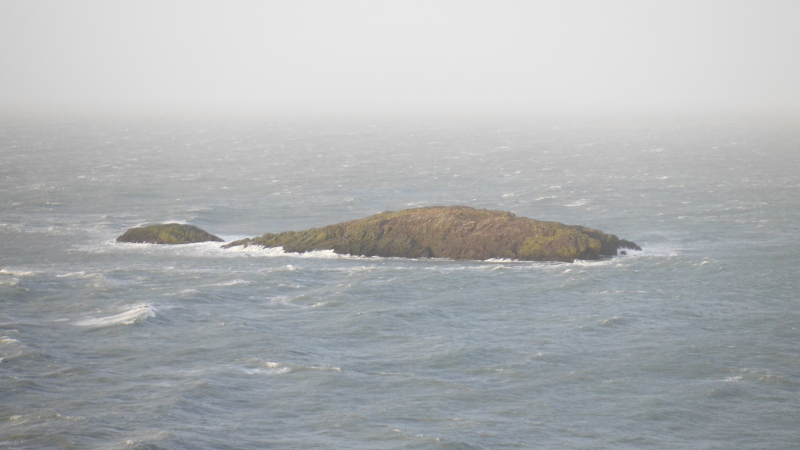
[1,113,799,449]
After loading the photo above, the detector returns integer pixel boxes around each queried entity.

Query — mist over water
[1,113,799,448]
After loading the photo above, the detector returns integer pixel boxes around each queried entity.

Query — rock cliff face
[223,206,640,262]
[117,223,223,244]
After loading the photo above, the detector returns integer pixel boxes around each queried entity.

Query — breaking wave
[76,304,155,328]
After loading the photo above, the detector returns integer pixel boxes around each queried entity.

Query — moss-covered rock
[117,223,223,245]
[223,206,640,262]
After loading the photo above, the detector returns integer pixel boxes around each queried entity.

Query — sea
[1,112,798,449]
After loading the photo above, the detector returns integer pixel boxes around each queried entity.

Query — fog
[1,0,799,114]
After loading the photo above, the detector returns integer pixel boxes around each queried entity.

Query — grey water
[1,113,798,449]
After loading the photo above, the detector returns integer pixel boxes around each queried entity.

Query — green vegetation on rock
[223,206,640,262]
[117,223,223,245]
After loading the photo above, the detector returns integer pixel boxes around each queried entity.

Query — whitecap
[0,269,34,276]
[210,279,251,286]
[297,249,356,259]
[258,362,292,374]
[565,199,588,207]
[243,360,341,375]
[223,245,287,257]
[570,259,615,267]
[242,361,291,375]
[76,304,155,328]
[57,271,101,279]
[199,244,368,260]
[598,316,620,326]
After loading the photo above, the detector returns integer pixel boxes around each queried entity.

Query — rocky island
[223,206,640,262]
[116,223,223,244]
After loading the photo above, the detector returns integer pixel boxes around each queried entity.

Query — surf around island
[118,206,640,262]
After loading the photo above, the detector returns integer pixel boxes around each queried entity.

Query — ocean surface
[1,112,798,449]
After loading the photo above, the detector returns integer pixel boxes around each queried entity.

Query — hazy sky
[1,0,799,114]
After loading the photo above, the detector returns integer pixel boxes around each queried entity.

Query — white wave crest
[227,246,372,260]
[57,271,101,279]
[565,199,588,207]
[210,279,251,286]
[0,269,34,276]
[0,336,21,345]
[76,304,155,328]
[570,259,615,267]
[243,360,342,375]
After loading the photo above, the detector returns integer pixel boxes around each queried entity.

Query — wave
[0,278,22,287]
[228,246,374,260]
[241,359,342,375]
[109,241,379,260]
[56,271,101,279]
[0,336,21,345]
[598,316,621,327]
[211,279,251,286]
[92,239,671,267]
[0,269,34,276]
[565,199,588,207]
[621,244,676,258]
[76,304,155,328]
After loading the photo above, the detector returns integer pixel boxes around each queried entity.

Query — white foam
[0,269,34,276]
[0,337,21,345]
[243,360,342,375]
[57,271,100,279]
[231,246,373,260]
[598,316,620,326]
[210,279,251,286]
[112,241,373,260]
[570,259,615,267]
[97,238,669,266]
[223,245,288,257]
[300,249,356,259]
[565,199,588,207]
[622,244,676,258]
[243,361,291,375]
[76,304,155,328]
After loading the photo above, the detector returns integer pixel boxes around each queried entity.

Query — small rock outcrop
[223,206,640,262]
[117,223,223,245]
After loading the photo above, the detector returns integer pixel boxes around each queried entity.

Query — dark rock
[618,239,642,251]
[117,223,223,245]
[223,206,639,262]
